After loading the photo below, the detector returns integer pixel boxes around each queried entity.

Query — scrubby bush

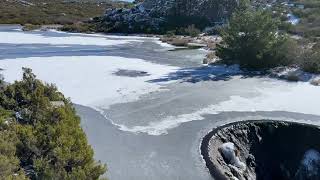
[0,109,28,180]
[182,24,201,37]
[203,52,218,64]
[160,36,191,47]
[165,15,209,34]
[300,44,320,74]
[289,0,320,40]
[60,23,96,33]
[0,68,107,179]
[216,5,297,70]
[22,24,41,31]
[0,73,3,87]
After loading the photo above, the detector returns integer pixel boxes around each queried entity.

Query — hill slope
[0,0,131,25]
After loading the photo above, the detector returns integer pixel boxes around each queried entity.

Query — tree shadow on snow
[148,65,265,84]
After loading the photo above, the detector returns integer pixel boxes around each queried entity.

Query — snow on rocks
[311,78,320,86]
[296,149,320,179]
[269,66,320,85]
[287,13,300,25]
[219,142,246,171]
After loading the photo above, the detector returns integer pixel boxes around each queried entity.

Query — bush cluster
[289,0,320,40]
[164,25,201,37]
[0,68,106,179]
[60,23,96,33]
[22,24,41,31]
[216,7,298,70]
[216,4,320,74]
[300,43,320,73]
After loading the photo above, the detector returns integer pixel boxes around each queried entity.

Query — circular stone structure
[201,120,320,180]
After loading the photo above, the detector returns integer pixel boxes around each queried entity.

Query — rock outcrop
[93,0,239,33]
[141,0,239,22]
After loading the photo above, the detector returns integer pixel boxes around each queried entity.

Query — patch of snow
[17,0,34,6]
[155,40,175,48]
[0,56,179,108]
[138,4,146,13]
[13,28,23,32]
[48,29,157,40]
[199,48,210,52]
[301,149,320,174]
[220,142,246,170]
[270,66,320,83]
[295,149,320,179]
[0,31,141,46]
[287,13,300,25]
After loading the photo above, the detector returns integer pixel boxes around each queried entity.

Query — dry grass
[160,36,192,47]
[22,24,41,31]
[207,42,217,50]
[203,51,218,64]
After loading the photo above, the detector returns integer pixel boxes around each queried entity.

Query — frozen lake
[1,25,320,180]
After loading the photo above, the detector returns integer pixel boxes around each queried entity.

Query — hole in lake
[201,121,320,180]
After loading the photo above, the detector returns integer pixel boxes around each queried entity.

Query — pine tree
[216,5,295,70]
[0,68,107,180]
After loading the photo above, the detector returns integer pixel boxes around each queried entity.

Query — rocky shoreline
[13,24,320,86]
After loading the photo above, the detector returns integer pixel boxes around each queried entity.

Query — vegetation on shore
[0,68,106,179]
[59,22,97,33]
[290,0,320,40]
[300,43,320,73]
[1,0,319,74]
[22,24,41,31]
[216,1,320,74]
[216,5,296,70]
[0,0,130,26]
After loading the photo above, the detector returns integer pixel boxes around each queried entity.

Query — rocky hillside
[0,0,130,25]
[93,0,239,34]
[142,0,238,22]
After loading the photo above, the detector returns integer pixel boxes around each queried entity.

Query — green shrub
[0,109,28,180]
[165,30,176,37]
[60,23,96,33]
[164,15,210,33]
[0,68,107,179]
[288,0,320,40]
[300,45,320,73]
[182,24,201,37]
[216,6,297,70]
[22,24,41,31]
